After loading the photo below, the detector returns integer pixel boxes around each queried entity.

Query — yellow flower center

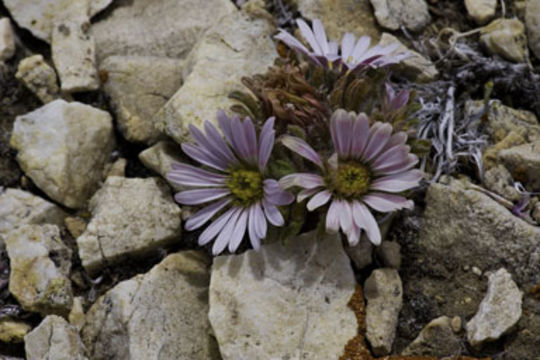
[226,169,264,205]
[334,162,371,198]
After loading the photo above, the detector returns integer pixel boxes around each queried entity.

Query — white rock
[100,56,184,143]
[5,224,73,316]
[91,0,236,62]
[467,268,523,347]
[209,232,358,360]
[0,18,16,61]
[480,19,528,63]
[483,165,522,202]
[498,140,540,192]
[379,33,438,82]
[0,188,66,245]
[401,316,462,356]
[138,141,186,191]
[465,0,497,24]
[3,0,111,42]
[526,0,540,59]
[76,176,182,274]
[15,55,60,103]
[25,315,88,360]
[370,0,431,31]
[154,10,277,143]
[82,251,217,360]
[364,268,402,356]
[52,20,99,92]
[10,99,115,209]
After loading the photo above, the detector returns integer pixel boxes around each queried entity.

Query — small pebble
[451,316,462,333]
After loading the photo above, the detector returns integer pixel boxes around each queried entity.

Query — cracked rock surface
[209,231,357,360]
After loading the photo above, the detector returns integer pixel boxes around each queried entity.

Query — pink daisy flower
[280,109,422,246]
[167,111,294,255]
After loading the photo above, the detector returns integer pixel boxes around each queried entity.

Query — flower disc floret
[227,169,264,205]
[333,162,371,198]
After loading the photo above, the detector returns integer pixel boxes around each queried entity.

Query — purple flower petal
[352,201,381,245]
[330,110,353,157]
[312,19,328,54]
[346,224,361,246]
[212,207,242,255]
[350,113,370,157]
[274,30,310,54]
[258,117,275,171]
[362,122,392,161]
[393,90,410,110]
[167,163,227,187]
[243,117,258,159]
[351,36,371,61]
[263,200,284,226]
[248,204,265,250]
[306,190,332,211]
[228,209,248,252]
[189,124,233,167]
[252,201,267,239]
[384,132,408,150]
[325,199,340,233]
[297,19,323,54]
[370,169,423,193]
[362,193,414,213]
[371,144,409,171]
[174,188,230,205]
[232,116,251,161]
[377,154,418,175]
[181,143,227,171]
[339,200,353,234]
[185,198,232,231]
[281,135,324,169]
[264,178,294,206]
[203,121,238,164]
[198,207,236,245]
[297,188,320,202]
[279,173,324,189]
[341,33,355,62]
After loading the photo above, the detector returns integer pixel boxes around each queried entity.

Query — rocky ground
[0,0,539,359]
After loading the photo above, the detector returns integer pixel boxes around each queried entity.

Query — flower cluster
[168,19,422,255]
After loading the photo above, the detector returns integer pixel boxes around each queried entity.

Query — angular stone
[376,241,402,269]
[76,176,181,274]
[52,19,99,92]
[82,251,216,360]
[370,0,431,31]
[345,236,373,269]
[10,99,115,209]
[25,315,88,360]
[418,177,540,285]
[482,131,526,171]
[483,165,522,202]
[401,316,461,357]
[100,56,184,143]
[526,0,540,59]
[15,55,60,103]
[0,188,66,245]
[6,224,73,316]
[0,18,16,61]
[0,320,31,343]
[379,33,438,82]
[138,141,186,191]
[364,268,402,356]
[209,232,358,360]
[3,0,111,42]
[155,10,277,143]
[291,0,380,40]
[91,0,236,62]
[480,19,528,63]
[498,140,540,191]
[467,268,523,347]
[465,0,497,24]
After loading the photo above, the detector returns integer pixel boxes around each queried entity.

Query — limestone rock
[82,251,216,360]
[0,188,66,245]
[138,141,186,191]
[76,176,182,274]
[533,201,540,223]
[465,0,497,24]
[209,232,358,360]
[526,0,540,59]
[6,224,73,316]
[370,0,431,31]
[483,165,522,202]
[418,177,540,285]
[291,0,380,40]
[51,20,99,92]
[91,0,236,62]
[379,33,438,82]
[155,10,276,143]
[0,18,16,61]
[68,297,85,331]
[25,315,87,360]
[105,158,126,178]
[376,241,402,269]
[0,319,31,343]
[100,56,184,143]
[3,0,111,42]
[498,140,540,191]
[64,217,86,239]
[467,268,522,347]
[364,268,403,356]
[465,100,540,142]
[345,236,373,269]
[480,19,528,63]
[401,316,462,357]
[10,99,115,209]
[482,131,526,170]
[15,55,60,103]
